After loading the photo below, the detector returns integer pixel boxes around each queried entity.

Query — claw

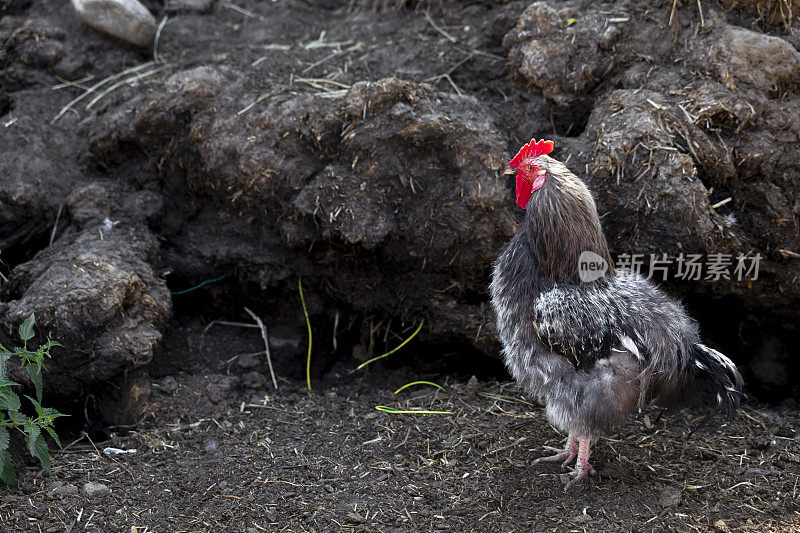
[533,434,579,468]
[562,436,594,492]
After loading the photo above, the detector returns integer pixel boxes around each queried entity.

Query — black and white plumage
[489,144,743,489]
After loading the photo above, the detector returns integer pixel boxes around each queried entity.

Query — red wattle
[515,175,533,209]
[515,174,547,209]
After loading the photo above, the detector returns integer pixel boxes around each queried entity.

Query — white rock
[72,0,157,48]
[82,481,110,498]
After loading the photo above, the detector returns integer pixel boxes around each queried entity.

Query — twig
[489,436,527,454]
[424,11,456,43]
[356,319,424,370]
[243,307,278,390]
[298,277,312,391]
[302,51,339,74]
[202,320,260,335]
[51,74,95,91]
[685,408,719,440]
[332,310,339,352]
[237,93,273,115]
[83,432,134,481]
[443,73,463,96]
[85,65,170,110]
[293,77,350,89]
[221,1,255,17]
[49,204,63,246]
[696,0,705,27]
[153,15,170,62]
[710,197,732,209]
[51,61,156,124]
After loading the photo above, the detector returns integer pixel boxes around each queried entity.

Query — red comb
[508,139,554,168]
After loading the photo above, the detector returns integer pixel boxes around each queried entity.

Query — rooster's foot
[562,436,595,492]
[533,434,579,470]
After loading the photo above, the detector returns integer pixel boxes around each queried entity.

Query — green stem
[393,381,445,394]
[298,277,312,391]
[357,319,424,370]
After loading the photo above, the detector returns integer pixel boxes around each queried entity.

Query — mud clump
[0,0,798,411]
[506,1,799,391]
[1,219,170,398]
[93,72,513,350]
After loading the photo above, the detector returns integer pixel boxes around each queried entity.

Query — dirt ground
[1,358,799,532]
[2,0,800,531]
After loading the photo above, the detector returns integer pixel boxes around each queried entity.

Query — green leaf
[44,426,62,449]
[0,352,9,381]
[0,426,8,453]
[0,449,17,487]
[567,17,577,26]
[24,395,44,418]
[41,407,67,421]
[25,365,43,404]
[18,313,36,342]
[24,422,40,457]
[0,388,21,411]
[7,411,26,427]
[32,434,51,474]
[0,378,19,389]
[41,340,62,352]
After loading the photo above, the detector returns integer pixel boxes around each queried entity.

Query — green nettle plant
[0,313,66,487]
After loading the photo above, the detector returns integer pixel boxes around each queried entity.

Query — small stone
[56,485,80,497]
[82,481,109,498]
[351,344,366,362]
[237,353,261,369]
[658,486,682,508]
[241,371,266,389]
[713,519,731,533]
[71,0,157,48]
[324,484,335,493]
[160,375,178,393]
[48,482,79,498]
[346,512,363,524]
[572,513,592,525]
[207,375,237,403]
[467,375,479,397]
[543,507,559,516]
[203,438,219,452]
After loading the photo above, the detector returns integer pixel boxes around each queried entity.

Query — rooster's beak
[502,166,517,176]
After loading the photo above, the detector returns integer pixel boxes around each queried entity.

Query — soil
[2,0,800,530]
[1,356,799,532]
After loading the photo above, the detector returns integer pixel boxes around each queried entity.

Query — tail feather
[691,344,744,419]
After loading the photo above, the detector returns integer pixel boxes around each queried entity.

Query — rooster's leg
[533,434,579,469]
[563,436,596,491]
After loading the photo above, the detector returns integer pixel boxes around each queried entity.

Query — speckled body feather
[490,155,743,437]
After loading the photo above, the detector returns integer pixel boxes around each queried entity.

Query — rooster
[489,139,743,490]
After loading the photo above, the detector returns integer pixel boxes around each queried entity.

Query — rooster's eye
[525,165,534,172]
